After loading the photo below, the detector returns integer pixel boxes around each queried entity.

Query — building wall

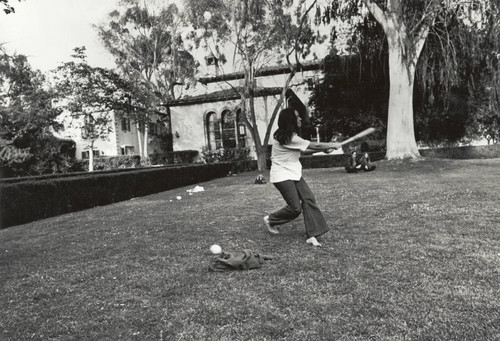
[170,69,322,156]
[55,111,166,160]
[54,111,119,159]
[170,95,281,157]
[115,117,141,156]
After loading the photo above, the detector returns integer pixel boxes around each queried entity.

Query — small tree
[54,47,130,172]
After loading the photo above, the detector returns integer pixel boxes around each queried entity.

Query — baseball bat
[340,127,376,146]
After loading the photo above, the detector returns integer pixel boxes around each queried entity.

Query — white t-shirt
[270,134,310,183]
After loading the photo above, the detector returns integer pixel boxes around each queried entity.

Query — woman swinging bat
[264,108,376,247]
[263,108,342,247]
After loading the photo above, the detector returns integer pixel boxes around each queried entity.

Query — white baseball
[209,244,222,255]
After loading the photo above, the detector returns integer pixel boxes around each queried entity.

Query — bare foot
[264,215,279,235]
[306,236,322,247]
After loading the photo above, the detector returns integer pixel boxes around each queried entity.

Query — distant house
[53,111,169,160]
[167,60,325,159]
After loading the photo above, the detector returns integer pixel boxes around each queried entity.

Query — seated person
[344,151,362,173]
[359,152,376,171]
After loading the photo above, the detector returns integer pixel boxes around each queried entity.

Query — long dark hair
[273,108,299,145]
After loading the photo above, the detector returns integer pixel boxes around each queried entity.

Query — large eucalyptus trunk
[386,44,420,159]
[362,0,433,160]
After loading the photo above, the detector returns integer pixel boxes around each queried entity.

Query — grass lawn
[1,158,499,340]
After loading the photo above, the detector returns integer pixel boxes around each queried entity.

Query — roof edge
[198,60,323,85]
[166,87,284,108]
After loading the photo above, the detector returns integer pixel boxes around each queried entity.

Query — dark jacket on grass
[209,250,273,271]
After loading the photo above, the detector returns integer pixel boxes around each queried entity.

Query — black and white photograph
[1,0,499,339]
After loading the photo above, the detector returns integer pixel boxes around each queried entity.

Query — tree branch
[361,0,388,29]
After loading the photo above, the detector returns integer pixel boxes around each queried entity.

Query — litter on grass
[187,185,205,193]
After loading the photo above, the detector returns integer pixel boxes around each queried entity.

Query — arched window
[206,112,221,150]
[221,109,237,149]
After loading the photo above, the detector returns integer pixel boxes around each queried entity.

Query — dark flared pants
[268,177,329,238]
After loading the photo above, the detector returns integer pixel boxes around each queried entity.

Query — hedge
[419,143,500,159]
[300,152,386,169]
[0,162,233,229]
[0,164,162,185]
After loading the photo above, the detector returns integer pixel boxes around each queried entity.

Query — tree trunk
[136,122,143,157]
[386,44,420,159]
[256,146,268,172]
[88,141,94,172]
[143,124,149,158]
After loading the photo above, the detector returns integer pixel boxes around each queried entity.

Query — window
[205,55,218,66]
[120,146,135,155]
[221,110,237,149]
[82,150,100,159]
[81,117,95,139]
[206,112,221,150]
[121,118,131,132]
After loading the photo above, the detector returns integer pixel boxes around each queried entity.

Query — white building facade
[168,61,325,159]
[54,111,168,160]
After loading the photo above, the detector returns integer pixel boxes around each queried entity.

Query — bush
[201,147,251,164]
[300,151,386,169]
[1,137,78,178]
[360,139,386,152]
[149,150,199,165]
[79,155,141,171]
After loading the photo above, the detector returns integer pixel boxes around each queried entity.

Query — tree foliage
[312,3,500,146]
[1,0,20,15]
[310,17,388,143]
[184,0,323,171]
[97,0,197,101]
[316,0,500,155]
[310,54,388,143]
[0,46,69,176]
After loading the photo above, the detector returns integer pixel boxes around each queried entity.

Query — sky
[1,0,123,72]
[1,0,333,74]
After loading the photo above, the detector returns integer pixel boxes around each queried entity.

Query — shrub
[1,137,78,178]
[149,150,199,165]
[201,147,251,164]
[360,139,386,152]
[79,155,141,171]
[299,151,386,169]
